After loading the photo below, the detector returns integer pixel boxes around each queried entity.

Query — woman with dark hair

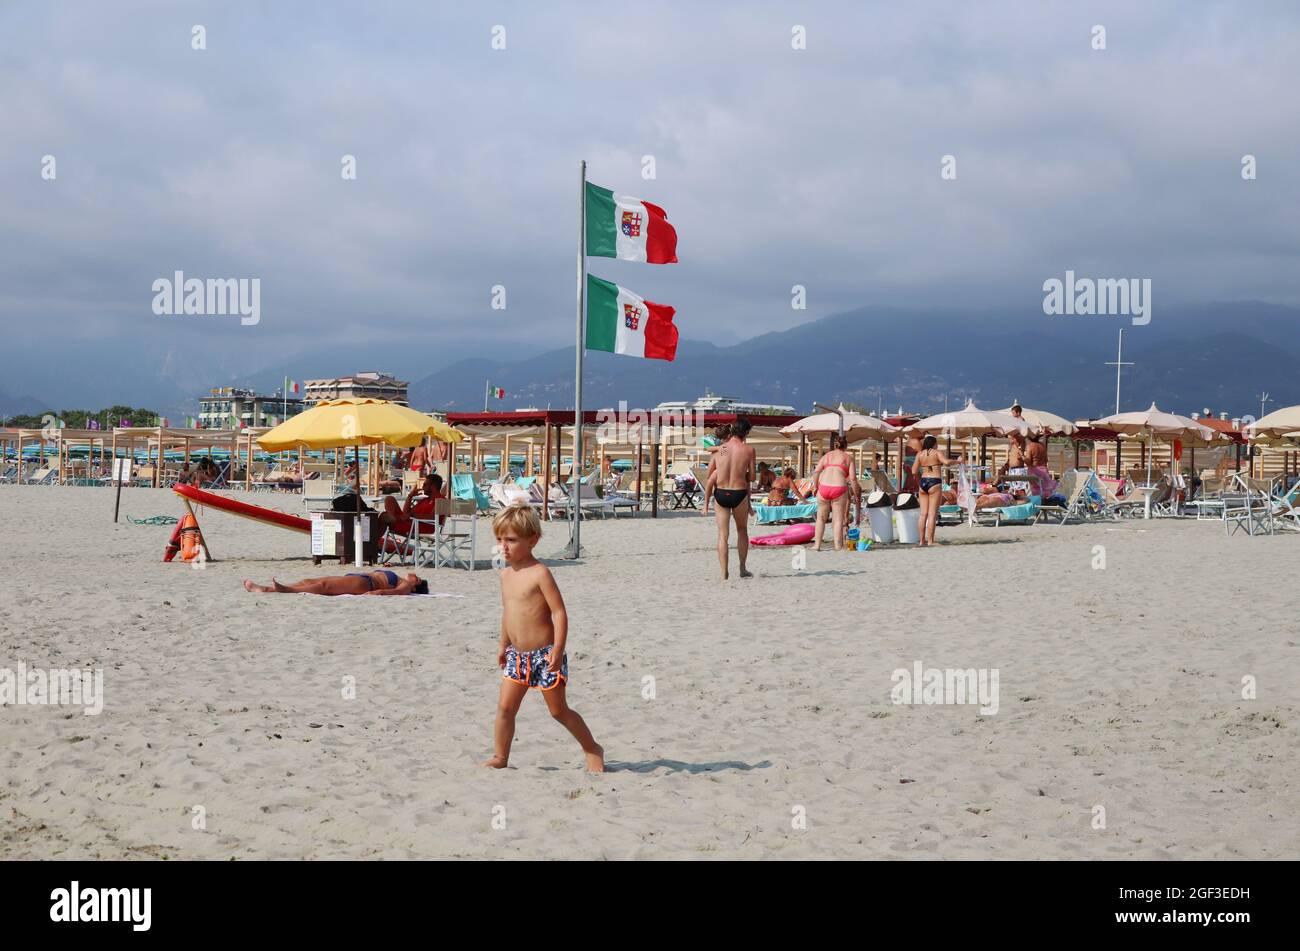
[811,433,856,551]
[243,571,429,596]
[764,465,805,506]
[911,434,963,547]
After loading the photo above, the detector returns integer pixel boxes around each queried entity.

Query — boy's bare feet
[481,755,509,769]
[585,745,605,773]
[739,568,753,579]
[243,580,270,592]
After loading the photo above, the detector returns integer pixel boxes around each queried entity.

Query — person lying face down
[243,570,429,596]
[974,484,1016,508]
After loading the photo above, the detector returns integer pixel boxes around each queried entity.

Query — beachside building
[303,371,409,407]
[197,387,304,429]
[653,392,797,417]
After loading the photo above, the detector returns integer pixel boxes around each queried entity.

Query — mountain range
[407,301,1298,422]
[5,301,1295,424]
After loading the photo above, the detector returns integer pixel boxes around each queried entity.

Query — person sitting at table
[379,473,445,536]
[765,466,807,506]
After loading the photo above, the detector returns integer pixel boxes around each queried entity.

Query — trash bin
[866,490,895,543]
[893,492,921,544]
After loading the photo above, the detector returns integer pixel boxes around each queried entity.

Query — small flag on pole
[494,387,505,399]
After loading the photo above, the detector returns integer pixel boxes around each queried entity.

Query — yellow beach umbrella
[257,399,462,567]
[257,398,462,452]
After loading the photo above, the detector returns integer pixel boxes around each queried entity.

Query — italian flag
[585,275,678,361]
[585,182,677,263]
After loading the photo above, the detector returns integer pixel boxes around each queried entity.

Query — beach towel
[1025,465,1057,499]
[755,502,818,524]
[450,473,491,511]
[333,593,465,599]
[128,515,179,525]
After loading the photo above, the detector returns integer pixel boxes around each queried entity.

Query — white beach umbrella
[995,405,1077,436]
[780,404,900,443]
[908,401,1031,439]
[1246,404,1300,441]
[1090,402,1218,484]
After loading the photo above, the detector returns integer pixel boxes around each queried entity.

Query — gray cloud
[2,0,1298,375]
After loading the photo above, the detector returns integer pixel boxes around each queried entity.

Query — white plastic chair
[434,499,478,570]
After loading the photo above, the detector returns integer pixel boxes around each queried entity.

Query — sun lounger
[974,500,1040,526]
[450,472,491,511]
[753,500,817,524]
[549,481,613,519]
[489,479,537,510]
[869,469,897,495]
[302,480,337,511]
[1269,481,1300,532]
[1223,489,1274,536]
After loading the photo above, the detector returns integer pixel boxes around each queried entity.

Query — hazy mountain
[409,302,1300,421]
[6,301,1295,423]
[0,389,47,419]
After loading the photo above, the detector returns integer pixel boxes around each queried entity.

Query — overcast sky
[3,0,1299,367]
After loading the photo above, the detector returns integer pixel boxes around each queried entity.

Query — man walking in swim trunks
[703,416,756,580]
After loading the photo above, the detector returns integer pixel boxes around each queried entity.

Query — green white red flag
[584,182,677,264]
[585,274,677,361]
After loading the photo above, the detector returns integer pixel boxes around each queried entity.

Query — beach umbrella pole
[354,443,363,567]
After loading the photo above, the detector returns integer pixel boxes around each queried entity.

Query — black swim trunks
[714,488,749,509]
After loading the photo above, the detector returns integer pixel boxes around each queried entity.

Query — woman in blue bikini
[911,435,963,547]
[243,570,429,595]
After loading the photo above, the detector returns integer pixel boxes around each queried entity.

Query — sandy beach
[2,484,1297,860]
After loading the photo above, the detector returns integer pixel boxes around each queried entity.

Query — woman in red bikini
[811,434,856,551]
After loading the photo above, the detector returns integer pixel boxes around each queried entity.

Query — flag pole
[566,159,587,559]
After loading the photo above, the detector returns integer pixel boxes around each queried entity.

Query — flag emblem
[620,210,642,238]
[623,303,642,330]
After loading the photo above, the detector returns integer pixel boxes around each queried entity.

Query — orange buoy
[179,513,202,562]
[163,522,183,562]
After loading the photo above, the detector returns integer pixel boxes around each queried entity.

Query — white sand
[2,484,1297,859]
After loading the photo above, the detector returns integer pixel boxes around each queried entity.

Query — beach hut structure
[445,410,810,519]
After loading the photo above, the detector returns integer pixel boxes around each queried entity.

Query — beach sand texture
[2,485,1297,859]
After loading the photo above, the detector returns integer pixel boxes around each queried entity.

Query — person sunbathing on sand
[243,570,429,595]
[482,504,604,773]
